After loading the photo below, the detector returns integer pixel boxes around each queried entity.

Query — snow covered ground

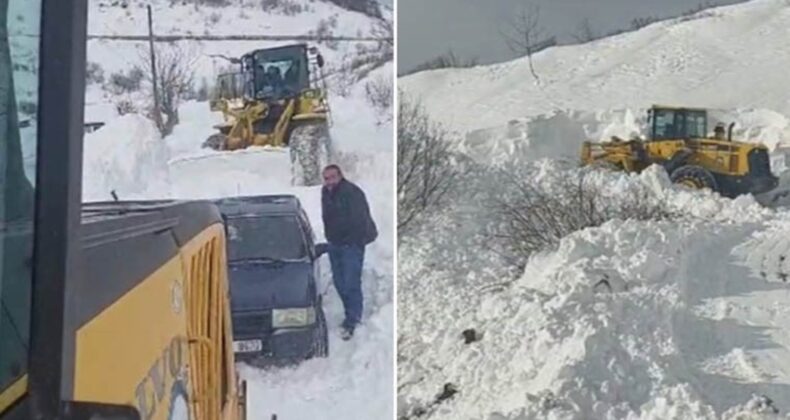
[80,1,394,419]
[398,0,790,418]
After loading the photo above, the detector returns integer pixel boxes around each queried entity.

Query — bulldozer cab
[241,43,322,101]
[647,106,708,141]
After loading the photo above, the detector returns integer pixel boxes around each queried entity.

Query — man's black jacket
[321,178,377,247]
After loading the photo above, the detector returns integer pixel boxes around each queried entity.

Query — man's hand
[315,242,330,257]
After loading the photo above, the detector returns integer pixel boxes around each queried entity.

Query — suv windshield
[226,215,307,262]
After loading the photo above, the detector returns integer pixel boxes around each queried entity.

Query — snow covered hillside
[82,1,394,419]
[398,0,790,419]
[400,0,790,136]
[84,0,390,124]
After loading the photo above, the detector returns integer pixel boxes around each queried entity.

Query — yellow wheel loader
[581,105,779,198]
[1,1,247,419]
[204,44,332,186]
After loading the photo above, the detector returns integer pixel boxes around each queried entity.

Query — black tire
[670,165,718,191]
[203,133,227,150]
[288,120,332,186]
[310,304,329,359]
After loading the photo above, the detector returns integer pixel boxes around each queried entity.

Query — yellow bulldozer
[1,1,247,419]
[204,44,332,186]
[581,105,779,198]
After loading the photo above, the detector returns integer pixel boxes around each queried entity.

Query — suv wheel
[311,304,329,358]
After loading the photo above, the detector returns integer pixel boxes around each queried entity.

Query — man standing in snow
[318,164,377,340]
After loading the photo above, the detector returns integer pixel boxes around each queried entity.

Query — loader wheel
[202,133,227,150]
[670,165,717,192]
[288,120,332,186]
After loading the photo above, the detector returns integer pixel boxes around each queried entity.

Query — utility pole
[147,5,163,132]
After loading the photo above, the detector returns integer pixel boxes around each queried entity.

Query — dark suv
[215,194,328,364]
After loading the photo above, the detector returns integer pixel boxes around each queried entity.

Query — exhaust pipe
[728,122,735,141]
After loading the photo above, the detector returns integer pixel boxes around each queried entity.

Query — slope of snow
[399,0,790,135]
[398,163,790,420]
[398,0,790,418]
[84,0,386,103]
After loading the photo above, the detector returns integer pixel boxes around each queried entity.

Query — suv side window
[0,0,40,407]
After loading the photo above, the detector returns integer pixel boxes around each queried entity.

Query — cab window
[0,0,40,403]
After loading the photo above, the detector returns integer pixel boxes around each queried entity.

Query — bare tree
[500,2,544,82]
[397,94,457,233]
[482,166,674,269]
[571,18,597,43]
[139,44,198,137]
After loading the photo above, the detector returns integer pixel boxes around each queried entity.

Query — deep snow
[398,0,790,418]
[79,1,394,419]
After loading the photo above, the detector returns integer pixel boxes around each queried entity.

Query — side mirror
[316,54,324,68]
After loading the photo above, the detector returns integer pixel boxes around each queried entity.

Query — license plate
[233,339,262,353]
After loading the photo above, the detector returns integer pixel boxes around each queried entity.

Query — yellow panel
[73,222,239,420]
[0,375,27,414]
[74,256,188,420]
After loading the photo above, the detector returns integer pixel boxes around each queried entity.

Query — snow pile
[464,108,790,173]
[398,161,790,419]
[82,114,171,201]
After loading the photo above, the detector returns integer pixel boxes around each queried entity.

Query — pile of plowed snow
[463,108,789,173]
[398,161,790,420]
[82,114,171,201]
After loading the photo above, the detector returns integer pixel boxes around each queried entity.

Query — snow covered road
[82,62,394,420]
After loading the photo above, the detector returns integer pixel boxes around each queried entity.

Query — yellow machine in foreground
[0,1,246,419]
[581,105,779,198]
[204,44,332,186]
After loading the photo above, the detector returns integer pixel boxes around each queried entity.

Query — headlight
[272,307,316,328]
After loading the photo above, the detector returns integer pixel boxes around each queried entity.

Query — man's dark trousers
[328,243,365,329]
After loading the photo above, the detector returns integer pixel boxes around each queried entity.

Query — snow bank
[464,108,790,174]
[82,114,171,201]
[398,158,790,420]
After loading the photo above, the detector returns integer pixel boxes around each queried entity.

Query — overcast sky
[397,0,746,73]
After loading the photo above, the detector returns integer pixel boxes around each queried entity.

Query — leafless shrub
[482,166,675,269]
[402,50,478,76]
[364,75,392,124]
[109,68,145,94]
[631,16,658,30]
[86,62,105,85]
[309,16,340,49]
[177,0,229,6]
[398,95,458,233]
[260,0,304,15]
[571,18,597,44]
[115,99,137,116]
[138,44,198,136]
[326,0,381,18]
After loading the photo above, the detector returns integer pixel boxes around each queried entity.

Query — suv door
[297,208,323,301]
